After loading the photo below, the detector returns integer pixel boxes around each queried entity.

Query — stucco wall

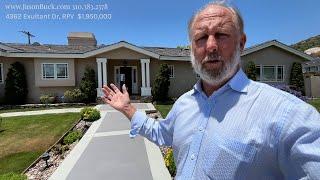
[34,58,75,87]
[241,46,306,86]
[304,76,320,97]
[150,59,198,98]
[97,47,150,60]
[75,58,97,86]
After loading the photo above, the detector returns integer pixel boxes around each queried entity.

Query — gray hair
[188,1,244,42]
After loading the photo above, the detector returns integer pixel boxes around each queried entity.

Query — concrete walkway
[0,108,83,117]
[50,103,171,180]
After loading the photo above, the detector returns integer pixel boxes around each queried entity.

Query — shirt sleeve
[279,102,320,179]
[129,104,177,146]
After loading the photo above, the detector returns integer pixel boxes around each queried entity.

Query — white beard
[191,45,241,86]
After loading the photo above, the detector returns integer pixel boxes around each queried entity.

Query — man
[102,2,320,179]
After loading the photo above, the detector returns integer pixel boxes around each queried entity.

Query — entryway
[114,66,138,95]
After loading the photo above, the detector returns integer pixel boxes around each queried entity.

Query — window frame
[168,65,175,78]
[41,63,69,80]
[0,63,3,84]
[256,64,284,82]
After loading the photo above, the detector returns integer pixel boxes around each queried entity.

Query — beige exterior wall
[97,47,150,60]
[34,58,76,87]
[75,58,97,86]
[150,59,198,97]
[304,76,320,97]
[241,46,306,86]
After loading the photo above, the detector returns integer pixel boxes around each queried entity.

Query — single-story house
[0,32,315,103]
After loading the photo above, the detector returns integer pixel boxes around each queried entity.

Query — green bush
[64,89,85,103]
[80,107,101,122]
[152,64,171,102]
[0,172,27,180]
[39,94,55,104]
[290,62,305,95]
[245,61,257,81]
[52,144,70,155]
[164,148,176,177]
[80,67,97,103]
[63,130,83,145]
[5,62,28,105]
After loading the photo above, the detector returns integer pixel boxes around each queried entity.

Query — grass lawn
[0,113,80,175]
[0,105,92,114]
[308,99,320,112]
[155,104,173,118]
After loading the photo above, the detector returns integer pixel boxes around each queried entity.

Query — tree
[289,62,305,94]
[152,64,171,102]
[80,67,97,103]
[5,62,28,104]
[245,61,257,81]
[177,45,190,49]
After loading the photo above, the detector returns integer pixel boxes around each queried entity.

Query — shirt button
[190,154,196,160]
[198,127,204,132]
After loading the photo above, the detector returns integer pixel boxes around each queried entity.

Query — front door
[120,67,132,94]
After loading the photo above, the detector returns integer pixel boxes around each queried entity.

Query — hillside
[291,35,320,52]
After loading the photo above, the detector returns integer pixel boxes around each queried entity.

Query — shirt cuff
[129,111,148,138]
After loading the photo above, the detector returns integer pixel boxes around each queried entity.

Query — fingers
[101,96,111,104]
[110,83,121,93]
[122,84,128,94]
[102,85,115,96]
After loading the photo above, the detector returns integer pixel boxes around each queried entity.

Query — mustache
[202,53,222,63]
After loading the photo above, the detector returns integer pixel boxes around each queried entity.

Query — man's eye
[196,35,208,41]
[216,33,228,38]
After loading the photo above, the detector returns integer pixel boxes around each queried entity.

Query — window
[168,65,174,78]
[262,66,276,81]
[255,65,284,82]
[0,63,3,83]
[42,63,68,79]
[56,64,68,78]
[256,65,261,81]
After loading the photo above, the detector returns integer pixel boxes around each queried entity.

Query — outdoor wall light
[41,152,50,170]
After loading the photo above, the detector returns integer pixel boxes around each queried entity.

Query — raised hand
[102,83,136,119]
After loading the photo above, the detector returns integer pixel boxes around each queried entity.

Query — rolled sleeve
[129,111,148,138]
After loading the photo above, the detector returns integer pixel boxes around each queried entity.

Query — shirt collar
[192,69,249,95]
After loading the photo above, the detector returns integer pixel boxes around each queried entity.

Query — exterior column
[102,58,107,86]
[96,58,107,97]
[140,60,146,88]
[145,59,150,88]
[140,59,151,96]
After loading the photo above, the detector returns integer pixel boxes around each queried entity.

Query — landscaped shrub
[164,148,176,177]
[152,64,171,102]
[80,107,101,122]
[273,84,307,101]
[245,61,257,81]
[64,89,85,103]
[63,130,83,145]
[80,67,97,103]
[5,62,28,104]
[52,144,70,156]
[39,94,55,104]
[0,172,27,180]
[290,62,305,94]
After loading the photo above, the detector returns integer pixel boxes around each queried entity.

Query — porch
[95,58,152,97]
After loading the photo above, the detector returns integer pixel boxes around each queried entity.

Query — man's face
[190,5,246,85]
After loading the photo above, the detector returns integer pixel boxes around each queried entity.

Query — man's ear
[239,33,246,51]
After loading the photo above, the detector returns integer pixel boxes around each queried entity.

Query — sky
[0,0,319,48]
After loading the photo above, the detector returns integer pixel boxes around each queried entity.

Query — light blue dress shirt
[130,69,320,180]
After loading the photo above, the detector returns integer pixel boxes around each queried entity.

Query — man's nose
[206,35,218,52]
